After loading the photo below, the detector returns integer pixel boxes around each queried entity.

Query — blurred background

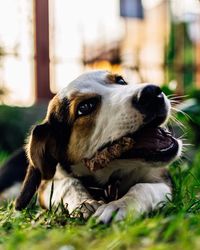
[0,0,200,157]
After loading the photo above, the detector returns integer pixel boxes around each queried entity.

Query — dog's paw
[93,201,128,224]
[79,199,104,219]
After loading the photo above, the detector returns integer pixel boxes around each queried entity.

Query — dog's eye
[115,75,127,85]
[77,97,99,117]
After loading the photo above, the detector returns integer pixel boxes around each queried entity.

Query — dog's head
[15,70,181,210]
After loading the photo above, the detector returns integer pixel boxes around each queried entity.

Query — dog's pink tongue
[132,127,173,151]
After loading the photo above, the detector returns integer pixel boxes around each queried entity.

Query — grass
[1,150,200,250]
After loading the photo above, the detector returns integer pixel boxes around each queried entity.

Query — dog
[0,70,182,223]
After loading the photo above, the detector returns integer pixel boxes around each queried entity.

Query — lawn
[1,149,200,250]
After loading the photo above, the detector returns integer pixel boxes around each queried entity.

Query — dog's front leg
[94,183,171,224]
[38,177,102,218]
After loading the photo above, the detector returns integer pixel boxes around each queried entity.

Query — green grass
[1,151,200,250]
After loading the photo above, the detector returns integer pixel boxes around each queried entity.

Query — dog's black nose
[132,85,166,123]
[138,85,164,107]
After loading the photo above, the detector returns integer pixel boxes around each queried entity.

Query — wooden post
[34,0,53,102]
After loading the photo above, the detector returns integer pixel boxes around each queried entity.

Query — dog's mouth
[84,125,180,172]
[121,126,179,162]
[97,125,179,163]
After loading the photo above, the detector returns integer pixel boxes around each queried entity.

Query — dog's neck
[58,159,162,188]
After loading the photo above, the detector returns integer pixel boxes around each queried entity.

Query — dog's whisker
[168,94,188,100]
[176,158,184,165]
[170,101,182,106]
[182,143,194,147]
[166,120,176,136]
[167,94,177,98]
[170,113,185,125]
[169,116,186,130]
[179,137,188,141]
[171,107,191,120]
[170,100,181,104]
[177,131,188,138]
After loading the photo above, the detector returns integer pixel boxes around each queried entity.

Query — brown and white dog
[0,70,182,223]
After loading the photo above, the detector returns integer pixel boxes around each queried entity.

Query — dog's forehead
[58,70,110,99]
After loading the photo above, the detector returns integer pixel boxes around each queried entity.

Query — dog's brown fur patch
[46,95,69,123]
[106,74,125,85]
[67,93,101,163]
[107,73,121,84]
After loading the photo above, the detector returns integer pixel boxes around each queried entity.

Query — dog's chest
[67,160,148,201]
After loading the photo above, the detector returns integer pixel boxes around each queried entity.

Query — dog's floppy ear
[15,96,71,210]
[15,122,58,210]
